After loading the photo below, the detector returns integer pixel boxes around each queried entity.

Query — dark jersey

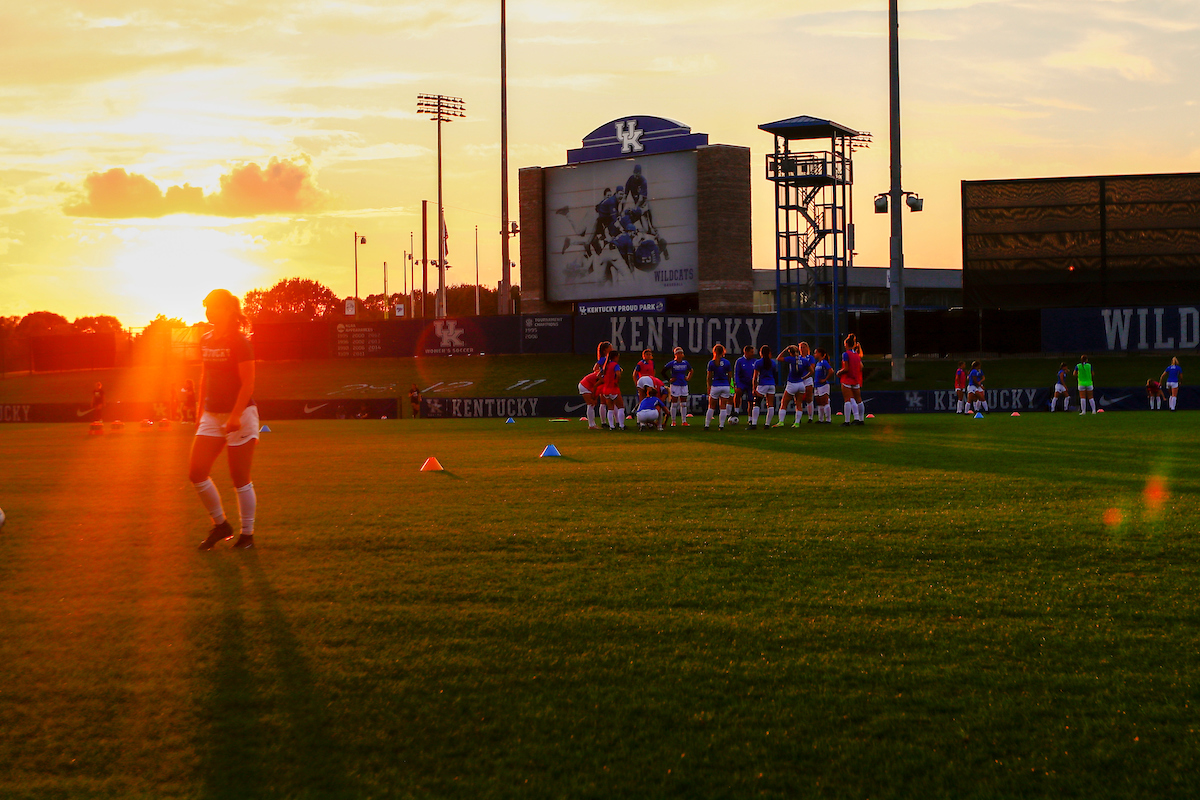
[201,330,255,413]
[753,358,777,387]
[733,356,756,389]
[92,388,104,408]
[625,172,648,203]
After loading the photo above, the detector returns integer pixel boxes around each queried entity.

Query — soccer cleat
[747,424,756,430]
[703,426,710,431]
[852,419,865,426]
[681,422,690,427]
[841,422,852,427]
[792,422,801,428]
[198,520,234,551]
[232,534,254,550]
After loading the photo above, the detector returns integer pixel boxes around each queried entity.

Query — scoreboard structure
[962,172,1200,309]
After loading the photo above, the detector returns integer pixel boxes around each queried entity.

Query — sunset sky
[2,0,1197,327]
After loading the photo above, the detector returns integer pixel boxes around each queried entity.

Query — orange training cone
[420,456,444,472]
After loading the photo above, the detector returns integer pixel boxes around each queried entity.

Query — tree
[72,315,124,335]
[16,311,71,336]
[244,278,340,322]
[138,314,187,340]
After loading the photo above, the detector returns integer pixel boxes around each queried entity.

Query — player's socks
[1089,398,1097,414]
[981,401,989,413]
[193,478,226,525]
[1050,398,1057,412]
[844,401,853,420]
[765,407,775,427]
[719,409,729,428]
[807,402,815,421]
[751,406,760,426]
[1064,398,1070,411]
[618,412,626,429]
[705,409,715,428]
[956,399,963,413]
[1169,396,1176,411]
[586,405,596,427]
[235,482,256,536]
[856,400,865,422]
[777,406,788,426]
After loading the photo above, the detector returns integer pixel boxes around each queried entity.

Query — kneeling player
[636,387,668,431]
[633,349,656,401]
[705,344,733,430]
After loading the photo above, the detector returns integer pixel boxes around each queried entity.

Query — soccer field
[1,414,1198,798]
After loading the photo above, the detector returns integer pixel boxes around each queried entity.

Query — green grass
[1,413,1198,798]
[0,352,1188,404]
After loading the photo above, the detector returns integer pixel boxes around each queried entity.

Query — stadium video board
[962,173,1200,309]
[543,150,698,303]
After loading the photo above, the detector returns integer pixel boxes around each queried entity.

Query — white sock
[705,409,714,427]
[193,479,226,525]
[777,406,788,426]
[843,401,852,420]
[765,406,775,426]
[609,408,617,427]
[618,410,625,429]
[719,409,729,428]
[1169,396,1176,410]
[806,402,814,421]
[982,401,989,412]
[1064,397,1070,411]
[235,482,256,535]
[1050,398,1057,412]
[586,405,595,427]
[751,406,760,425]
[956,400,963,413]
[1089,398,1096,413]
[853,401,863,421]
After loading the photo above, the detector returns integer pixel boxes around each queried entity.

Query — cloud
[1044,31,1164,81]
[64,157,329,218]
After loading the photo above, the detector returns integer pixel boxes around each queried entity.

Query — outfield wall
[251,313,776,360]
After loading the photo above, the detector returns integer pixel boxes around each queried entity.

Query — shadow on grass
[197,554,356,799]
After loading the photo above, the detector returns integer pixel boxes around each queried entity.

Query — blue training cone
[505,417,516,424]
[260,424,272,432]
[540,444,562,458]
[973,412,984,419]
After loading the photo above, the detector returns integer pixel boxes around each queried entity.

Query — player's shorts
[637,376,655,389]
[1167,381,1179,390]
[801,377,814,390]
[814,384,830,397]
[755,384,776,396]
[784,381,805,395]
[841,382,860,390]
[709,385,731,399]
[197,406,260,446]
[1078,383,1093,391]
[636,409,660,424]
[578,382,592,395]
[968,385,983,394]
[955,385,967,393]
[1054,383,1067,394]
[734,383,751,394]
[669,384,688,398]
[601,391,620,400]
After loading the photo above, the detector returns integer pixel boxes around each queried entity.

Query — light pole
[383,261,388,319]
[417,93,465,319]
[500,0,511,315]
[475,225,480,316]
[353,231,366,318]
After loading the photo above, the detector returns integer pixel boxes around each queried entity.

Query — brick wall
[519,166,574,315]
[697,145,754,314]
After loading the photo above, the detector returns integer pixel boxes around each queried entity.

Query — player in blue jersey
[731,345,756,424]
[625,164,648,208]
[796,342,816,423]
[635,386,668,431]
[664,347,692,427]
[750,344,777,430]
[1160,357,1183,411]
[1051,362,1071,412]
[774,345,802,428]
[966,360,986,414]
[812,347,834,423]
[705,344,733,430]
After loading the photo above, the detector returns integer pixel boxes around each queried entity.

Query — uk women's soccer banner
[1042,306,1200,352]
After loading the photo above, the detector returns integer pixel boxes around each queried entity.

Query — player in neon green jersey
[1073,355,1096,415]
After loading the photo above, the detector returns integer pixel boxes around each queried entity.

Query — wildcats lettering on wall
[574,313,776,355]
[1042,306,1200,352]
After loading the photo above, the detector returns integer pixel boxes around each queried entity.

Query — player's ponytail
[203,289,250,334]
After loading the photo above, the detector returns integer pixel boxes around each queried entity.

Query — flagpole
[475,225,480,315]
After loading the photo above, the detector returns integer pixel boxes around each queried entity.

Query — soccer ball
[730,416,739,424]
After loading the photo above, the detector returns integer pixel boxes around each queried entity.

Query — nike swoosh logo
[304,403,329,414]
[564,402,586,413]
[1099,394,1131,407]
[78,408,98,417]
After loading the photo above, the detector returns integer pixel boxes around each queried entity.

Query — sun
[107,219,265,324]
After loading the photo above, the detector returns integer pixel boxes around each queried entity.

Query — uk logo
[615,120,644,154]
[905,392,926,410]
[433,320,465,348]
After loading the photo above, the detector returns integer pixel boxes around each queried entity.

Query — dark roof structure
[758,115,861,141]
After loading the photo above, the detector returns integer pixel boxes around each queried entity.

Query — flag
[441,212,450,257]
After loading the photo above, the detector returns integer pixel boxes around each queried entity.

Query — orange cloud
[65,158,328,218]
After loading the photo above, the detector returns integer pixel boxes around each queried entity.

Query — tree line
[2,278,520,339]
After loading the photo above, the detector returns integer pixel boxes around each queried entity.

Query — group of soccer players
[579,334,869,432]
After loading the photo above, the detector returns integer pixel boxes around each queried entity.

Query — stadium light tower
[417,93,465,319]
[353,231,366,318]
[500,0,512,314]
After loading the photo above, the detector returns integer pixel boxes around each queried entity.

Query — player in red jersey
[578,369,602,429]
[633,349,656,401]
[954,361,968,414]
[599,351,626,430]
[836,334,864,426]
[1146,378,1164,411]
